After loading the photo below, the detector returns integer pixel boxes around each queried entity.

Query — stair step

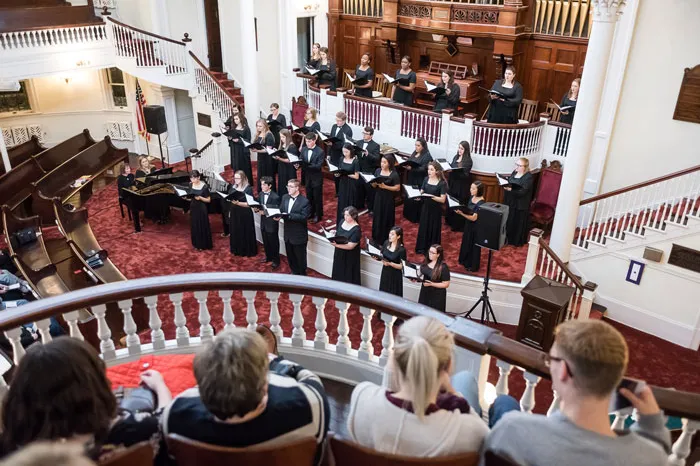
[644,224,667,234]
[211,71,228,80]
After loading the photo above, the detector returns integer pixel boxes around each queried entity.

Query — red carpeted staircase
[210,71,245,109]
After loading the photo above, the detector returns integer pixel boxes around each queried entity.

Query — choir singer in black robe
[267,102,287,147]
[486,65,523,124]
[300,133,325,223]
[356,126,381,212]
[402,138,433,223]
[432,70,461,113]
[279,179,311,275]
[503,157,534,247]
[256,176,281,269]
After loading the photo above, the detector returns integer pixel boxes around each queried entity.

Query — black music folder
[382,73,411,86]
[496,173,523,190]
[321,227,349,244]
[345,72,368,86]
[424,81,446,96]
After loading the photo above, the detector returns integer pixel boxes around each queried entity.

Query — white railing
[107,18,188,75]
[191,139,215,173]
[401,108,443,145]
[309,86,321,113]
[540,118,571,165]
[471,120,544,160]
[0,24,108,51]
[345,95,381,130]
[573,166,700,250]
[193,58,237,123]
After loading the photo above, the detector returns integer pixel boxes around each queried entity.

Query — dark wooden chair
[482,450,521,466]
[529,168,563,232]
[518,99,539,122]
[99,441,153,466]
[545,102,561,122]
[166,433,317,466]
[329,435,479,466]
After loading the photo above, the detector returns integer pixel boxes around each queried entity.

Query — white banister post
[290,293,305,347]
[495,359,513,396]
[267,292,282,340]
[519,371,541,414]
[62,311,85,341]
[538,113,551,167]
[145,295,165,350]
[335,301,351,355]
[194,290,214,341]
[219,290,235,330]
[578,282,598,319]
[4,328,25,364]
[312,296,328,350]
[521,228,544,285]
[0,127,10,172]
[379,313,397,367]
[170,292,190,346]
[547,390,561,416]
[242,290,258,331]
[550,0,627,262]
[93,304,116,360]
[35,318,52,343]
[611,406,633,430]
[118,299,141,355]
[358,307,375,361]
[669,419,699,466]
[212,132,227,174]
[462,114,475,148]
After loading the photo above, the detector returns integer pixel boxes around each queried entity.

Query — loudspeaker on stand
[475,202,509,251]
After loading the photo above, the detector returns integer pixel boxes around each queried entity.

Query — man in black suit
[256,176,281,269]
[279,179,311,275]
[356,126,381,213]
[301,133,325,224]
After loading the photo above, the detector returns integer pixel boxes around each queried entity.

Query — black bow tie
[290,196,297,201]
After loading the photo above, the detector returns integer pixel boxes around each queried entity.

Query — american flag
[135,79,150,142]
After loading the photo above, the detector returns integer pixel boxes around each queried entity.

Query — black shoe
[221,232,230,237]
[310,217,319,224]
[271,263,280,270]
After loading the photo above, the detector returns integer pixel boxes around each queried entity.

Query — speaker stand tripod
[459,248,498,324]
[156,133,169,168]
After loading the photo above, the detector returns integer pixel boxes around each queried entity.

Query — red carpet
[81,167,700,414]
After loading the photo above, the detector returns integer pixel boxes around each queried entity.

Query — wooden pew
[34,128,96,173]
[0,136,45,177]
[0,158,46,214]
[0,5,101,33]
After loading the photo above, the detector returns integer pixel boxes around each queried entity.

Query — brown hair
[234,112,248,128]
[554,320,628,397]
[1,338,117,453]
[428,160,447,185]
[306,107,318,121]
[336,111,347,122]
[0,443,95,466]
[233,170,249,189]
[424,244,446,281]
[568,78,581,99]
[343,206,359,221]
[457,141,472,169]
[278,128,294,150]
[441,70,455,88]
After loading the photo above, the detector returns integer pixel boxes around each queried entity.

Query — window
[0,81,31,114]
[107,67,127,108]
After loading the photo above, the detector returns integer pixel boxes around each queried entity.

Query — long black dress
[354,65,375,98]
[458,198,485,271]
[445,153,473,231]
[318,60,337,90]
[504,171,534,247]
[379,242,406,297]
[403,150,433,223]
[415,179,446,254]
[372,169,400,244]
[229,125,254,185]
[267,113,287,147]
[335,158,361,226]
[277,143,299,197]
[255,132,277,192]
[331,224,362,285]
[486,80,523,124]
[559,93,577,124]
[228,185,258,256]
[190,184,213,250]
[418,263,450,312]
[392,70,417,107]
[433,83,461,112]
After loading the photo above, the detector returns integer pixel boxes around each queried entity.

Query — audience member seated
[0,338,172,462]
[161,328,330,464]
[346,316,489,457]
[481,320,671,466]
[0,442,96,466]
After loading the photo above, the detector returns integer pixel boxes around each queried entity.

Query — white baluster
[610,407,633,430]
[36,318,52,343]
[267,292,282,340]
[358,307,375,361]
[495,359,512,395]
[4,328,25,364]
[62,311,84,340]
[219,290,235,330]
[335,301,351,354]
[290,293,305,346]
[93,304,116,360]
[145,295,165,350]
[169,292,190,346]
[118,299,141,355]
[547,390,560,416]
[519,371,541,413]
[379,313,397,367]
[242,290,258,330]
[312,296,328,349]
[669,419,699,466]
[194,290,214,341]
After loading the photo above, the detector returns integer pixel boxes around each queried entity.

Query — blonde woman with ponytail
[346,316,488,457]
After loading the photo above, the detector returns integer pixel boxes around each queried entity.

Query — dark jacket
[259,190,281,233]
[300,145,326,187]
[281,194,311,244]
[356,139,381,173]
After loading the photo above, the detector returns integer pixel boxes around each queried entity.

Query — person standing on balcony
[346,316,488,457]
[280,179,311,275]
[251,119,277,192]
[391,55,417,107]
[330,207,362,285]
[227,171,257,257]
[317,47,337,91]
[301,133,325,223]
[356,126,381,213]
[486,65,523,124]
[335,144,361,227]
[300,107,321,150]
[417,245,451,313]
[445,141,474,232]
[267,103,287,148]
[432,70,461,113]
[456,181,486,272]
[503,157,534,247]
[415,162,447,255]
[227,113,254,190]
[481,320,671,466]
[307,42,321,69]
[274,129,299,197]
[352,53,375,98]
[559,78,580,124]
[188,170,213,251]
[403,138,433,223]
[371,154,401,244]
[379,226,406,297]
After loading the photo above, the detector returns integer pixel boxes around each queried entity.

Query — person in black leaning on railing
[301,133,326,224]
[267,102,287,147]
[456,181,486,272]
[316,47,336,90]
[279,179,311,275]
[227,112,254,188]
[352,53,375,98]
[417,245,451,313]
[379,226,406,297]
[227,170,257,257]
[254,176,281,270]
[503,157,534,247]
[0,337,172,463]
[403,138,433,224]
[335,143,361,227]
[559,78,579,124]
[445,140,474,232]
[415,162,447,256]
[251,119,277,192]
[432,70,461,113]
[330,206,362,286]
[371,154,401,245]
[391,55,417,107]
[486,65,523,124]
[273,129,299,198]
[356,126,381,213]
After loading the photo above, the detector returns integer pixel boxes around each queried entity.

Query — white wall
[601,1,700,193]
[167,0,205,54]
[175,89,197,153]
[255,0,282,113]
[112,0,153,31]
[218,0,244,84]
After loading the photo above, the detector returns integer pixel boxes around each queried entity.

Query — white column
[278,0,299,117]
[239,0,260,125]
[151,85,185,163]
[0,131,9,173]
[549,0,626,262]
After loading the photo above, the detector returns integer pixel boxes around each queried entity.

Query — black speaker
[143,105,167,135]
[475,202,509,251]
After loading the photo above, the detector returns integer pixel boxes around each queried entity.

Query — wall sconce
[63,75,72,84]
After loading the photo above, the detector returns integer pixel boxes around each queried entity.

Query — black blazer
[301,145,326,187]
[281,194,311,244]
[258,191,281,233]
[504,171,534,211]
[330,124,353,151]
[356,139,381,173]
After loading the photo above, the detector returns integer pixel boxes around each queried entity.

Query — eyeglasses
[516,164,525,167]
[544,354,574,377]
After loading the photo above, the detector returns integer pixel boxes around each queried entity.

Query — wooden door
[203,0,223,72]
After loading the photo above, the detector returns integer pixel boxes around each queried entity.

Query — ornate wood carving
[398,4,432,18]
[673,65,700,125]
[452,8,499,24]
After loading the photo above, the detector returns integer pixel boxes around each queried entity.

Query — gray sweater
[481,410,671,466]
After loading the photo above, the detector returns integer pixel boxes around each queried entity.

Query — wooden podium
[516,276,575,352]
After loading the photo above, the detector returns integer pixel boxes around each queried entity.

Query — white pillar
[278,0,299,117]
[549,0,626,262]
[240,1,260,126]
[151,85,185,163]
[0,130,10,173]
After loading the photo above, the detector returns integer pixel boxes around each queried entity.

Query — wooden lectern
[516,276,575,352]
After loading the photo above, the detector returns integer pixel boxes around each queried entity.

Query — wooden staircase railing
[190,51,240,123]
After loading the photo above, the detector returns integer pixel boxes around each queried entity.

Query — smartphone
[610,377,646,411]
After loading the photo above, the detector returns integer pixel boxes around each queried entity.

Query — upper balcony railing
[0,272,698,466]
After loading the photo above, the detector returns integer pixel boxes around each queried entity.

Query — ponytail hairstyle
[392,316,454,420]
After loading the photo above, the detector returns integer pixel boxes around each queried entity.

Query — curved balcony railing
[471,120,544,159]
[0,273,698,465]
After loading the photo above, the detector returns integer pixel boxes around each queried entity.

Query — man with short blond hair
[481,320,671,466]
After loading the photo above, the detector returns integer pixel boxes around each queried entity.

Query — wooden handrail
[580,164,700,206]
[195,139,213,156]
[473,119,545,130]
[538,236,584,290]
[547,121,572,129]
[107,17,185,46]
[189,51,240,103]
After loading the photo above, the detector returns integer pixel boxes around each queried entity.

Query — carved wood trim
[673,65,700,124]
